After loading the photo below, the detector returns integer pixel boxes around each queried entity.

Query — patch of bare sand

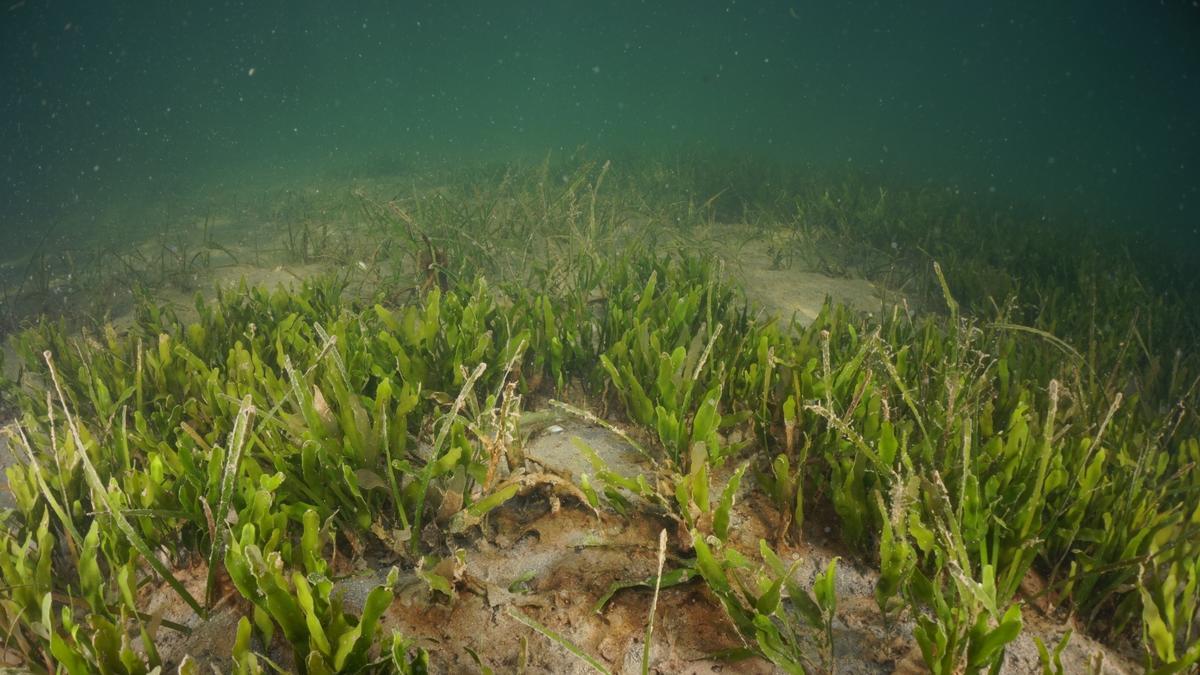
[741,265,881,324]
[108,262,330,332]
[701,229,886,324]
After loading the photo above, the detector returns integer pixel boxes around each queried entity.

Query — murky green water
[4,2,1198,241]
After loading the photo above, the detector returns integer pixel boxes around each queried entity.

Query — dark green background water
[2,1,1198,251]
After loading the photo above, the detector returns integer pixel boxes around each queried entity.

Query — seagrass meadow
[0,157,1195,674]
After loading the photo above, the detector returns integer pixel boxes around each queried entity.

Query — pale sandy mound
[740,266,882,324]
[694,228,886,324]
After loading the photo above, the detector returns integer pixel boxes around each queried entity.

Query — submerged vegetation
[0,157,1197,673]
